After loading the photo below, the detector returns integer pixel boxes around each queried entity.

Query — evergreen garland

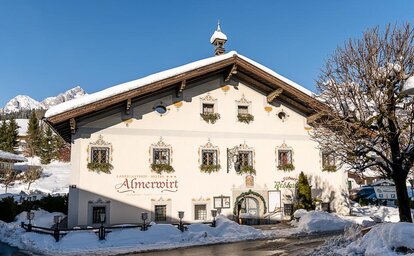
[237,114,254,124]
[233,189,267,215]
[87,162,113,174]
[200,113,221,124]
[199,164,221,173]
[151,163,175,174]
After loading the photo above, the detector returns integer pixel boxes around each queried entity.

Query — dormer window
[200,94,220,124]
[238,105,249,115]
[203,103,215,114]
[236,95,254,124]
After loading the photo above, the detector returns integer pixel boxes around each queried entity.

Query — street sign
[374,186,397,200]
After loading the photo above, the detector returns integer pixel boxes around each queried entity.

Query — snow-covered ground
[0,210,287,256]
[0,158,70,195]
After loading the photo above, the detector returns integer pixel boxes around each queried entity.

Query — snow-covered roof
[45,51,314,119]
[0,150,27,162]
[210,30,227,44]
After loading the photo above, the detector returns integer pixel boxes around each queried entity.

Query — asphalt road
[131,233,339,256]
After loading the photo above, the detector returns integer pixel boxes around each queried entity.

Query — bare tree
[1,165,18,194]
[311,24,414,222]
[23,166,42,191]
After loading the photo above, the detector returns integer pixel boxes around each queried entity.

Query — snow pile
[0,150,27,162]
[293,209,308,219]
[15,209,66,228]
[292,211,352,233]
[309,224,362,256]
[341,223,414,255]
[0,215,268,255]
[0,160,70,195]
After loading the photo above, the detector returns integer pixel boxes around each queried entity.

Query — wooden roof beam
[176,80,186,97]
[126,98,132,115]
[224,64,237,82]
[69,118,77,134]
[307,112,324,124]
[267,88,284,103]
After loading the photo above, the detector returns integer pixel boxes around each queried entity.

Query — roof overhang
[45,54,326,142]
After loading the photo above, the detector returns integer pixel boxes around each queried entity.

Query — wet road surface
[130,232,338,256]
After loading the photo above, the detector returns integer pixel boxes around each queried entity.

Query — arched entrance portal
[234,190,268,225]
[240,197,259,217]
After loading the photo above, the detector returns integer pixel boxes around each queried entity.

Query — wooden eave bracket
[267,88,284,102]
[176,80,186,97]
[69,118,76,134]
[224,64,238,82]
[307,112,324,124]
[126,98,132,114]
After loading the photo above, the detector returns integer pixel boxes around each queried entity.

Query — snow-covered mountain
[41,86,86,109]
[1,86,87,113]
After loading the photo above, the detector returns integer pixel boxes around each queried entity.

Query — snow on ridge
[45,51,314,118]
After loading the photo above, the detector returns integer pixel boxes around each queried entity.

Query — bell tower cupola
[210,20,228,56]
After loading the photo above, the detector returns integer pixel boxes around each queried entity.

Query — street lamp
[178,211,184,232]
[211,210,217,227]
[141,212,148,231]
[99,212,106,240]
[53,215,62,242]
[27,211,34,232]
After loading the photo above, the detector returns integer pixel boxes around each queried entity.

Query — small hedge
[200,113,220,124]
[87,162,113,174]
[322,165,337,172]
[278,163,295,172]
[0,194,68,223]
[239,165,256,175]
[151,164,175,174]
[237,114,254,124]
[199,164,221,173]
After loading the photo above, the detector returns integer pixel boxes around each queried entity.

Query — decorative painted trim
[149,137,174,173]
[86,135,113,173]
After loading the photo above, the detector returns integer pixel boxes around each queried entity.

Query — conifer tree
[4,116,19,153]
[0,119,7,151]
[296,171,314,210]
[40,126,55,164]
[26,112,41,157]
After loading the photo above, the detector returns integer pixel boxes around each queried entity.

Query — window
[278,150,292,166]
[154,105,167,114]
[202,149,217,166]
[202,103,215,114]
[238,151,253,167]
[194,204,207,220]
[91,147,110,164]
[154,205,167,221]
[153,148,170,165]
[322,152,335,168]
[92,206,106,224]
[237,105,249,115]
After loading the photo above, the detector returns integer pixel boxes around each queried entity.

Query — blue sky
[0,1,413,106]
